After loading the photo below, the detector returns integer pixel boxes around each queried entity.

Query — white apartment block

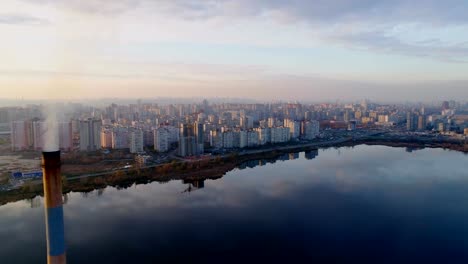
[33,121,47,151]
[209,130,223,149]
[79,119,102,151]
[58,122,73,151]
[255,127,271,145]
[284,119,301,139]
[239,130,247,148]
[271,127,290,143]
[154,127,169,152]
[222,131,235,149]
[101,129,113,148]
[247,131,259,147]
[11,121,33,151]
[130,129,144,153]
[301,120,320,140]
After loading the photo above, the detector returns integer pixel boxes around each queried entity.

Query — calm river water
[1,145,467,263]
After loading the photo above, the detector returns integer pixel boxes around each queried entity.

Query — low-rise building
[135,155,152,165]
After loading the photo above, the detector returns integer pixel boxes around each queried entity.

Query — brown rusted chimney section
[42,151,67,264]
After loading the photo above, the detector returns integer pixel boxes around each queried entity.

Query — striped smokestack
[42,151,67,264]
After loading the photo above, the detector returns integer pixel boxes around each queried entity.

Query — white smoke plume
[42,104,59,152]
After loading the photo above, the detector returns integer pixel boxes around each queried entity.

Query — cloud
[0,13,48,25]
[145,1,468,60]
[327,30,468,62]
[21,0,468,25]
[133,0,468,26]
[21,0,142,15]
[20,0,468,61]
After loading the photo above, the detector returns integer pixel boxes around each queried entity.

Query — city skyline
[1,0,468,101]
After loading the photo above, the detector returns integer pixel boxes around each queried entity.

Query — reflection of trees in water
[63,193,69,204]
[1,149,320,205]
[181,179,205,194]
[304,150,319,160]
[406,146,424,153]
[97,188,105,197]
[238,150,318,170]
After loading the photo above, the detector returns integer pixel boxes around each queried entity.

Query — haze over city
[1,0,468,101]
[2,1,468,264]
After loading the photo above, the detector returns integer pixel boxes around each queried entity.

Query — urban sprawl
[4,99,468,168]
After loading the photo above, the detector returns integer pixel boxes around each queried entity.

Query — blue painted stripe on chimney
[46,206,66,256]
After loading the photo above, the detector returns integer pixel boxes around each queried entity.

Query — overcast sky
[0,0,467,101]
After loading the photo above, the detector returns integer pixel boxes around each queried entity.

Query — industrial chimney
[42,150,67,264]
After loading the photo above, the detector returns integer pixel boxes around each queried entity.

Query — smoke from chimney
[43,104,59,152]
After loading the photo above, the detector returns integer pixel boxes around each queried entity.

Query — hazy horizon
[1,0,468,101]
[0,96,465,108]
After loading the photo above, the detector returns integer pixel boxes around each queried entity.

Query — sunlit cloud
[0,13,49,25]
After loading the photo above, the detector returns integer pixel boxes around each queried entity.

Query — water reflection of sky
[0,145,467,263]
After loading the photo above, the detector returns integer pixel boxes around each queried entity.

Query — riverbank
[0,145,318,205]
[0,140,466,206]
[349,138,468,153]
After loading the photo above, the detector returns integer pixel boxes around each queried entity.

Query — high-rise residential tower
[79,119,102,151]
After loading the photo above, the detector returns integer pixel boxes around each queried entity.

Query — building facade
[129,129,144,153]
[154,127,169,152]
[79,119,102,151]
[11,121,33,151]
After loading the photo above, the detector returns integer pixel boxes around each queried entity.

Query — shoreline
[0,140,466,206]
